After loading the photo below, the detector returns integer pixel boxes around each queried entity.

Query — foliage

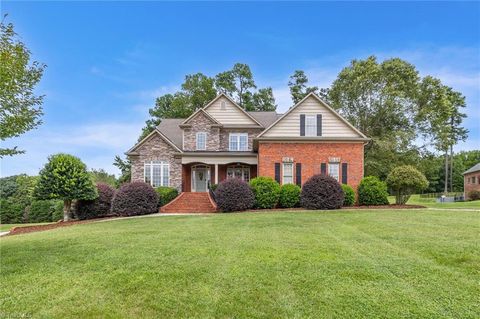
[210,184,218,191]
[278,184,301,208]
[89,169,117,188]
[110,182,158,216]
[341,184,355,206]
[156,186,179,207]
[300,174,344,210]
[288,70,319,103]
[0,19,46,157]
[34,153,97,221]
[251,87,277,111]
[11,175,38,207]
[249,177,281,209]
[0,198,24,223]
[0,174,37,223]
[358,176,389,206]
[113,155,131,186]
[468,190,480,201]
[76,183,115,220]
[215,178,254,212]
[386,165,429,205]
[29,200,63,223]
[0,175,19,198]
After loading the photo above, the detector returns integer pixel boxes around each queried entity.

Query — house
[126,92,369,212]
[463,163,480,199]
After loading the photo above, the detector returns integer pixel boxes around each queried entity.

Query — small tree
[386,165,429,205]
[34,154,97,221]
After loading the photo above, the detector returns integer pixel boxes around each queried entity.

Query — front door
[192,167,209,192]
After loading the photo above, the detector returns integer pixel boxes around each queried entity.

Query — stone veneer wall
[129,134,182,191]
[219,128,263,151]
[182,112,220,151]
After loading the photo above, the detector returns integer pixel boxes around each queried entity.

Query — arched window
[144,160,169,187]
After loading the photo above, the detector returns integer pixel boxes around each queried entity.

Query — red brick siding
[464,171,480,199]
[258,142,364,189]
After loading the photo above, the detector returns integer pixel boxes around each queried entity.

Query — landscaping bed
[7,217,113,236]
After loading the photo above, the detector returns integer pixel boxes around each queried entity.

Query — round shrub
[156,186,179,207]
[215,178,254,212]
[249,177,280,209]
[76,183,115,220]
[358,176,389,206]
[341,184,355,206]
[300,174,344,210]
[386,165,429,205]
[111,182,158,216]
[278,184,301,208]
[468,190,480,201]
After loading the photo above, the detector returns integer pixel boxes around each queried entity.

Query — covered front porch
[180,152,258,192]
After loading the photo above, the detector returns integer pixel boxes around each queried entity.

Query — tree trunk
[63,199,72,222]
[444,150,448,194]
[449,144,454,192]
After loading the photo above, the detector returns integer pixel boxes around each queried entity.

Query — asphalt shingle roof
[463,163,480,175]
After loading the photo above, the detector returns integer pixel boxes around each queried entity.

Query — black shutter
[300,114,305,136]
[321,163,327,175]
[296,163,302,186]
[342,163,348,184]
[317,114,322,136]
[274,163,281,183]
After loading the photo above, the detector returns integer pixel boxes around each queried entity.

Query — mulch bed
[245,204,426,213]
[7,217,114,236]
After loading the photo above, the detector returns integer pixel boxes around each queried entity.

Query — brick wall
[464,171,480,199]
[258,142,365,189]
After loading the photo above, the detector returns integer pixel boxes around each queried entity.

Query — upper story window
[328,163,340,182]
[196,132,207,150]
[305,115,317,136]
[229,133,248,151]
[144,160,169,187]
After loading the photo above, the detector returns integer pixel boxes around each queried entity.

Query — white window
[144,161,170,187]
[328,163,340,182]
[305,115,317,136]
[226,166,250,182]
[229,133,248,151]
[282,163,294,184]
[196,132,207,150]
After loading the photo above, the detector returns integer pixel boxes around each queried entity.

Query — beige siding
[262,96,361,138]
[205,96,258,125]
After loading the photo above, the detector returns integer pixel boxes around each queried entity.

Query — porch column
[215,164,219,184]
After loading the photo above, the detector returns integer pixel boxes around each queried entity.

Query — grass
[0,222,52,232]
[1,209,479,318]
[388,194,480,209]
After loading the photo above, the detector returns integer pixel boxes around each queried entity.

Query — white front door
[192,167,210,192]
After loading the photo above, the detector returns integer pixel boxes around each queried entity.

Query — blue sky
[2,1,479,177]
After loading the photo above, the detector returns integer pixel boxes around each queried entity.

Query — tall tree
[113,155,131,187]
[252,88,277,111]
[181,73,217,109]
[215,63,257,107]
[288,70,318,104]
[0,19,46,157]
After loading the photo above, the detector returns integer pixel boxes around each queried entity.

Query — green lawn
[1,209,479,318]
[389,194,480,209]
[0,222,52,232]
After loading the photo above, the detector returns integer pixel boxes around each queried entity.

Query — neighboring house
[126,93,369,211]
[463,163,480,199]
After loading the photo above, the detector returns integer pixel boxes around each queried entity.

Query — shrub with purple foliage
[215,178,254,212]
[76,183,115,220]
[300,174,344,210]
[110,182,158,216]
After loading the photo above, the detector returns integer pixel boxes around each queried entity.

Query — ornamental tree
[34,154,97,221]
[386,165,428,205]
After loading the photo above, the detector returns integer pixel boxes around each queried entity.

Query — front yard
[1,209,479,318]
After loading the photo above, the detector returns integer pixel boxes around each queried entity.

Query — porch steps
[160,192,217,213]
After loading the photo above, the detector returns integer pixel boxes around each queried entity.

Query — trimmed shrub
[215,178,254,212]
[386,165,429,204]
[76,183,115,220]
[342,184,355,206]
[210,184,218,192]
[300,174,344,210]
[29,200,64,223]
[110,182,158,216]
[358,176,389,206]
[0,199,25,224]
[156,186,179,207]
[278,184,301,208]
[468,190,480,201]
[249,177,281,209]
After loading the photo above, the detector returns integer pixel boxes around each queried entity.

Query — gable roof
[126,122,183,155]
[463,163,480,175]
[203,93,263,126]
[181,108,221,126]
[257,92,368,139]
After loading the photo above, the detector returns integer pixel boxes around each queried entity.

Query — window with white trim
[226,165,250,182]
[282,163,294,184]
[305,115,317,136]
[144,161,170,187]
[229,133,248,151]
[328,163,340,182]
[196,132,207,150]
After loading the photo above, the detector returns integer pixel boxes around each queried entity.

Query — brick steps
[160,192,217,213]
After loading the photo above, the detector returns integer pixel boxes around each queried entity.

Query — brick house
[126,93,369,212]
[463,163,480,199]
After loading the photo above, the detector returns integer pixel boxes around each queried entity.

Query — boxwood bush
[468,190,480,201]
[111,182,158,216]
[358,176,389,206]
[156,186,179,207]
[215,178,254,212]
[76,183,115,220]
[341,184,355,206]
[249,177,280,209]
[300,174,344,210]
[278,184,301,208]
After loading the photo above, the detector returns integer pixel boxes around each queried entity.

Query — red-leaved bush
[300,174,344,210]
[110,182,158,216]
[215,178,254,212]
[76,183,115,220]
